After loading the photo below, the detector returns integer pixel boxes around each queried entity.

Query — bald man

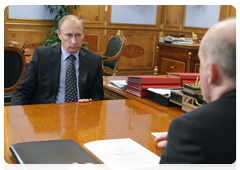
[155,18,236,164]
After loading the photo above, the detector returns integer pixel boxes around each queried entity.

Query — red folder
[167,72,200,80]
[125,85,147,98]
[127,76,181,85]
[127,82,181,90]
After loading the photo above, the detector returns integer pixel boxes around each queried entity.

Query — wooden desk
[103,76,185,117]
[4,99,175,164]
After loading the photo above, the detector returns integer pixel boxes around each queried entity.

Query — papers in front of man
[109,80,127,90]
[84,138,160,166]
[147,88,182,98]
[151,132,168,138]
[165,35,193,45]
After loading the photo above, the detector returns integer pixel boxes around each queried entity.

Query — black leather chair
[4,46,26,105]
[97,30,126,76]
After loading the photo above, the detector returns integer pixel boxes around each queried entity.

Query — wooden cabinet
[156,42,199,74]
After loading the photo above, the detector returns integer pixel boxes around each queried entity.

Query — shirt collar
[61,46,80,62]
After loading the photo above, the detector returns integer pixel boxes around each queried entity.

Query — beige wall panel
[219,5,236,21]
[6,29,50,48]
[77,5,105,26]
[118,32,156,70]
[229,5,236,17]
[194,63,200,73]
[164,5,183,30]
[84,28,104,52]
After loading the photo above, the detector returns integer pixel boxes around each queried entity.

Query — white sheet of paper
[110,80,127,85]
[109,80,127,90]
[84,138,160,166]
[147,88,171,96]
[151,132,168,138]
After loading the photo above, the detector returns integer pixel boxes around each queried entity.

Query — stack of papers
[165,35,193,45]
[147,88,182,98]
[109,80,127,90]
[147,88,171,98]
[84,138,160,168]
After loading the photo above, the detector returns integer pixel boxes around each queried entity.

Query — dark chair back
[103,37,123,70]
[101,30,126,76]
[4,46,26,93]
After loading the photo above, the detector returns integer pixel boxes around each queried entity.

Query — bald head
[200,18,236,81]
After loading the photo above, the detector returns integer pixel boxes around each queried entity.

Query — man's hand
[66,162,100,170]
[78,98,92,103]
[154,132,168,148]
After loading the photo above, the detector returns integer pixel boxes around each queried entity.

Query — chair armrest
[101,56,109,60]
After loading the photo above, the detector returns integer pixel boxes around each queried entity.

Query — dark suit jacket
[10,45,104,105]
[160,90,236,164]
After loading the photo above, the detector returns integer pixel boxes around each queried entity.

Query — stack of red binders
[125,76,181,97]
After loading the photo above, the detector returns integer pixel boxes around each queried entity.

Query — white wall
[8,5,58,20]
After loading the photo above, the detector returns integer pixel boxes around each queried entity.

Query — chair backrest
[4,46,26,93]
[105,37,123,58]
[103,30,126,75]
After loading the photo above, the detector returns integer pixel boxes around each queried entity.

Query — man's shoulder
[30,45,60,61]
[36,45,60,52]
[81,48,100,57]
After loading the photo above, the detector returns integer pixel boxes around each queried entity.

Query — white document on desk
[148,88,171,95]
[109,80,127,90]
[151,132,168,138]
[148,88,182,97]
[84,138,160,165]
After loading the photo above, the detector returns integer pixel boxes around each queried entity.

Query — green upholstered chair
[98,30,126,76]
[4,46,26,105]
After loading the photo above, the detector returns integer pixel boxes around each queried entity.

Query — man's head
[57,15,86,54]
[198,18,236,103]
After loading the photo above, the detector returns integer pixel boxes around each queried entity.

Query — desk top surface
[103,76,185,117]
[4,99,175,164]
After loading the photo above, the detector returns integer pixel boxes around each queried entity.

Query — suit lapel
[78,49,89,98]
[49,45,61,98]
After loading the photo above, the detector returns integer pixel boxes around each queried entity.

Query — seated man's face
[58,19,85,54]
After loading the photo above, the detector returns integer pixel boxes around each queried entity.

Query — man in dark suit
[10,15,103,105]
[66,19,238,170]
[155,18,236,163]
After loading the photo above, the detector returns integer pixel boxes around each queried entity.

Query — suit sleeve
[90,54,104,101]
[160,116,207,163]
[10,48,39,105]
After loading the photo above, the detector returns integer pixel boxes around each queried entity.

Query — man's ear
[208,63,217,84]
[57,30,61,40]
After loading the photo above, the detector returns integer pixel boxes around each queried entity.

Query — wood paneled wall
[4,5,236,76]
